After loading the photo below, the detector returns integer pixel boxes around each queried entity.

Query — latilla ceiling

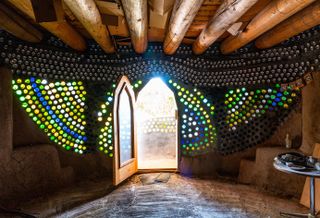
[0,0,319,54]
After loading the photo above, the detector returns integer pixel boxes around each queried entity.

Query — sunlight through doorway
[136,78,178,170]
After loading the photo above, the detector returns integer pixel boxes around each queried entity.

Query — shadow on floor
[0,177,114,218]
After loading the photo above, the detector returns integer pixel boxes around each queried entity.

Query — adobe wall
[0,67,111,205]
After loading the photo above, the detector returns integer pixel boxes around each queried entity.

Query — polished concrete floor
[54,173,308,218]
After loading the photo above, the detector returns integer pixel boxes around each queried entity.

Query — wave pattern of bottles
[225,84,300,131]
[97,89,114,157]
[12,76,301,157]
[12,77,88,154]
[168,80,217,156]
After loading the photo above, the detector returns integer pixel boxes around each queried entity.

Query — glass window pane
[118,88,133,165]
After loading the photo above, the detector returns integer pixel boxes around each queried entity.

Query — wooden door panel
[113,76,137,186]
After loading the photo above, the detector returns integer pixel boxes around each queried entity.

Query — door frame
[135,78,180,172]
[112,76,137,185]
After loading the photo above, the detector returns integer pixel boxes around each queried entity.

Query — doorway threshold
[137,169,179,174]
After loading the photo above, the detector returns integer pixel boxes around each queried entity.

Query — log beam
[164,0,204,55]
[7,0,86,51]
[121,0,148,54]
[63,0,115,53]
[0,2,43,42]
[220,0,316,54]
[193,0,258,55]
[256,1,320,49]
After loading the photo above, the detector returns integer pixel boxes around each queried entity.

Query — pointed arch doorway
[112,76,178,185]
[136,78,178,170]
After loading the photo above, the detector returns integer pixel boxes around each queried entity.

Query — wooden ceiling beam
[220,0,317,54]
[163,0,204,55]
[63,0,115,53]
[193,0,258,55]
[256,1,320,49]
[42,22,86,51]
[7,0,86,51]
[238,0,271,22]
[121,0,148,54]
[0,2,42,42]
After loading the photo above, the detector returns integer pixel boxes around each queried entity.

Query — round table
[274,157,320,218]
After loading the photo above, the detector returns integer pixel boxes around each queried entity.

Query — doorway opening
[136,78,178,170]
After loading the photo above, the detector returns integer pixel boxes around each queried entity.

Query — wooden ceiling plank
[148,27,165,42]
[196,10,219,16]
[7,0,86,51]
[101,14,118,26]
[148,0,174,16]
[163,0,204,55]
[63,0,115,53]
[193,0,258,55]
[30,0,57,22]
[194,15,216,21]
[256,1,320,49]
[149,8,170,30]
[220,0,317,54]
[182,37,195,44]
[202,0,223,6]
[121,0,148,53]
[0,2,43,42]
[53,0,65,21]
[108,16,130,37]
[95,1,124,16]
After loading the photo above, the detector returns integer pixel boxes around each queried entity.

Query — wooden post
[7,0,86,51]
[121,0,148,54]
[163,0,204,55]
[256,1,320,49]
[0,2,43,43]
[63,0,115,53]
[220,0,316,54]
[193,0,258,55]
[0,67,13,164]
[300,143,320,212]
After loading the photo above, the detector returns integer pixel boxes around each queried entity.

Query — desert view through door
[136,78,178,170]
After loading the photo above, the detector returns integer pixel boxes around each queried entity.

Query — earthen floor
[54,173,308,218]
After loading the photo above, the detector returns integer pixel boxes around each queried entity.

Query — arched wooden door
[113,76,137,185]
